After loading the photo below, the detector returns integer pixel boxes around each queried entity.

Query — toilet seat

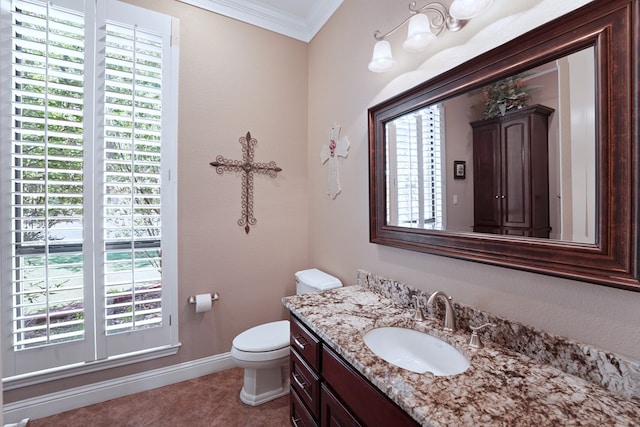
[231,320,290,362]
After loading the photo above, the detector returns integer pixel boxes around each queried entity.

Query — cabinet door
[472,122,502,231]
[501,117,531,229]
[322,347,419,427]
[321,384,361,427]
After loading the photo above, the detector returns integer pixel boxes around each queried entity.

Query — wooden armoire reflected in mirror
[471,105,554,238]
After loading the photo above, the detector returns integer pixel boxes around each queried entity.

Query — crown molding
[176,0,343,42]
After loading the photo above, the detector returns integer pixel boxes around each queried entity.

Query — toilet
[230,268,342,406]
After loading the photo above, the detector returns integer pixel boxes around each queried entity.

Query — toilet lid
[232,320,290,352]
[295,268,342,290]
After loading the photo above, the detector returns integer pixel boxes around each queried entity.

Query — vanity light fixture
[368,0,494,73]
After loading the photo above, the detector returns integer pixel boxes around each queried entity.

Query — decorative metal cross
[209,131,282,234]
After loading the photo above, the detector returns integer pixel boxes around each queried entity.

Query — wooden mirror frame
[368,0,639,291]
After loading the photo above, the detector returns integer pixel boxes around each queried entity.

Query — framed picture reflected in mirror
[454,160,466,180]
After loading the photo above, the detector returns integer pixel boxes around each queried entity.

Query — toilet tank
[295,268,342,295]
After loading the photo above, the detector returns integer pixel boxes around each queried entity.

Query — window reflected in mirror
[386,104,443,230]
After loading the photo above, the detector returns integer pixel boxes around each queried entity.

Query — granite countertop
[282,285,640,426]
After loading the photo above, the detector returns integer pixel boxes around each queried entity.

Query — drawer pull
[291,416,301,427]
[293,336,307,350]
[292,372,307,389]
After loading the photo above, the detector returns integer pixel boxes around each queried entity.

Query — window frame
[0,0,180,387]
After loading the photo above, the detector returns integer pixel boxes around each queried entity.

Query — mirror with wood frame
[368,0,639,291]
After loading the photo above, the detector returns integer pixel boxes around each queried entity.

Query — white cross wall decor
[320,124,350,199]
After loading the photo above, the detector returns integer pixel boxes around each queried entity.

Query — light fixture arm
[368,0,493,73]
[373,1,465,41]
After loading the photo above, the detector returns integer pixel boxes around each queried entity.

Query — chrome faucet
[427,291,457,332]
[469,323,496,349]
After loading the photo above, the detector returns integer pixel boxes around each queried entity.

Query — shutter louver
[103,21,163,334]
[10,0,86,349]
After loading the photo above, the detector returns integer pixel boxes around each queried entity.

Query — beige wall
[6,0,640,406]
[307,0,640,363]
[442,94,475,232]
[5,0,309,402]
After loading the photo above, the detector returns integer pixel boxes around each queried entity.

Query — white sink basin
[363,327,470,376]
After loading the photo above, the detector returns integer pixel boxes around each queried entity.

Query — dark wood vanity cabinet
[471,105,554,237]
[290,315,321,426]
[289,315,419,427]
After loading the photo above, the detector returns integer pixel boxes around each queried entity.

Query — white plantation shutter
[7,0,89,371]
[103,21,164,335]
[1,0,178,380]
[423,107,444,229]
[386,105,444,229]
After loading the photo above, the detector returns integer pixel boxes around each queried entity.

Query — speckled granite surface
[282,271,640,426]
[356,269,640,401]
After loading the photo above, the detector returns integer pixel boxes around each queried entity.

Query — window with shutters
[386,105,444,229]
[0,0,179,382]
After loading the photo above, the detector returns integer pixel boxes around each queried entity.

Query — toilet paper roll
[195,293,212,313]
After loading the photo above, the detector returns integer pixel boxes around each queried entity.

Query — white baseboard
[3,353,235,424]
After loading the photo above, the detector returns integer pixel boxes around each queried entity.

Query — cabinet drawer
[291,386,319,427]
[322,347,419,427]
[290,316,321,370]
[321,384,361,427]
[291,349,320,419]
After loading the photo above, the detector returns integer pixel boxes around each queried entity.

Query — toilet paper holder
[188,292,220,304]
